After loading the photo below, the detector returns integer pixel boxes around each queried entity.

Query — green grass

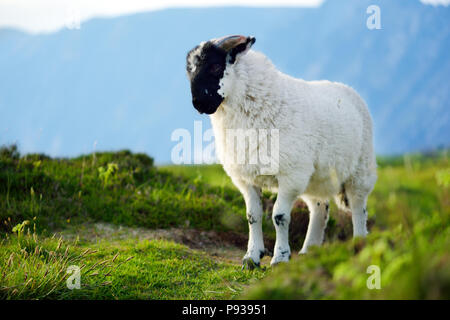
[0,227,266,299]
[160,164,235,189]
[0,145,247,235]
[242,151,450,299]
[1,145,449,299]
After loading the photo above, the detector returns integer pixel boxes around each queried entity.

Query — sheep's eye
[209,64,222,75]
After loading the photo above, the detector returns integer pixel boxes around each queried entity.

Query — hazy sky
[1,0,448,33]
[0,0,324,33]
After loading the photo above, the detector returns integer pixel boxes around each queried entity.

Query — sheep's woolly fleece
[211,49,376,197]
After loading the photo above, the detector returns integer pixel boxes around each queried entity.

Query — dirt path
[57,222,266,265]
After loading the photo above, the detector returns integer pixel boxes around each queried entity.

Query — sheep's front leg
[271,190,297,266]
[238,183,265,270]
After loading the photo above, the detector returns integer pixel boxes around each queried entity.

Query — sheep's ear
[214,35,255,64]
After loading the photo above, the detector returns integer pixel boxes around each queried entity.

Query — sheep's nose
[192,97,204,114]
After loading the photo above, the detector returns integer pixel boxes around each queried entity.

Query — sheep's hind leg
[299,198,329,254]
[270,189,298,266]
[237,183,266,270]
[346,156,377,238]
[345,181,373,237]
[349,194,369,237]
[335,183,369,237]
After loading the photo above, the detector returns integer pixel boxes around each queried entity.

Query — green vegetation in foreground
[0,226,265,299]
[243,152,450,299]
[1,145,449,299]
[0,145,267,299]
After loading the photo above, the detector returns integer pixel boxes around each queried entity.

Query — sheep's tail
[334,184,351,212]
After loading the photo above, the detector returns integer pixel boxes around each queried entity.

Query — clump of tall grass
[0,220,130,299]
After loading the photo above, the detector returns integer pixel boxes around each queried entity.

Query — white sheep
[186,35,377,269]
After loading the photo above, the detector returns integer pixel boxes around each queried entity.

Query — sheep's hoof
[270,253,291,267]
[241,257,260,271]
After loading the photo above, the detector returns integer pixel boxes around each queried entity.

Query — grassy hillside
[242,152,450,299]
[0,145,248,234]
[0,145,266,299]
[0,145,449,299]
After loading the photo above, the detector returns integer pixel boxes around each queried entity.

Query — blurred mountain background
[0,0,449,163]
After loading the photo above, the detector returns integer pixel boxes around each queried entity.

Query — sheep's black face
[186,35,256,115]
[186,42,227,114]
